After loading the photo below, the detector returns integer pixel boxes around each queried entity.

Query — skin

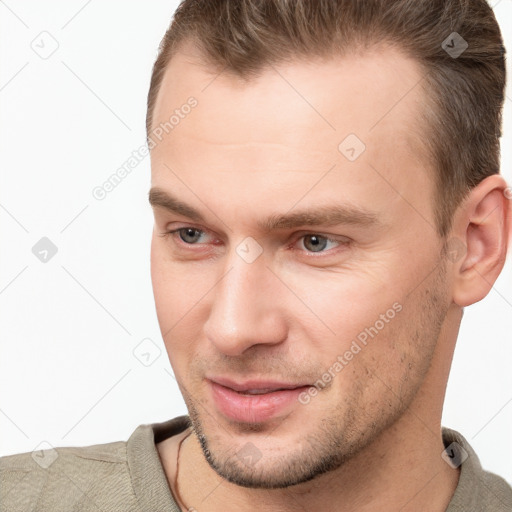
[149,42,510,512]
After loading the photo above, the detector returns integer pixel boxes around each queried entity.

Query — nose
[203,247,288,356]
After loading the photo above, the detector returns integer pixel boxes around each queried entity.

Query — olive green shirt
[1,415,511,511]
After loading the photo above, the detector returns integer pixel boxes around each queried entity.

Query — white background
[1,0,511,485]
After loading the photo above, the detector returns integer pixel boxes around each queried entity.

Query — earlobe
[450,175,510,308]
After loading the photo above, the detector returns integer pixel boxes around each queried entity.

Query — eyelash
[160,226,350,256]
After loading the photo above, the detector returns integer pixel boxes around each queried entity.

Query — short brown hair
[146,0,506,237]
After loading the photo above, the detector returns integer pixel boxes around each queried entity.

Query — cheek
[287,270,397,339]
[151,239,192,332]
[338,279,445,401]
[289,266,429,388]
[316,303,431,434]
[150,238,216,349]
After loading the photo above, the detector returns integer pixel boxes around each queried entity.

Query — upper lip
[208,376,309,392]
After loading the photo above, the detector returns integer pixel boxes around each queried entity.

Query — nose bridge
[203,245,286,355]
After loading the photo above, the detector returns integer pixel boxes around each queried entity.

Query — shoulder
[0,439,139,511]
[443,427,512,512]
[0,417,189,512]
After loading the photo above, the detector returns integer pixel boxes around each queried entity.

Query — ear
[449,175,511,308]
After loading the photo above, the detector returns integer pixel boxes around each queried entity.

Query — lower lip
[209,381,310,423]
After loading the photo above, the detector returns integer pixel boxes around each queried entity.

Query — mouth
[207,377,312,423]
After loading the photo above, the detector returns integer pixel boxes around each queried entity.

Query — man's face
[149,45,452,488]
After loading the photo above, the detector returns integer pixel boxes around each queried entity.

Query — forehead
[151,44,428,149]
[149,45,435,229]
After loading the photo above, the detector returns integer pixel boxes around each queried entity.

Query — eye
[297,234,346,253]
[176,227,207,244]
[169,227,213,244]
[161,226,213,245]
[160,226,349,257]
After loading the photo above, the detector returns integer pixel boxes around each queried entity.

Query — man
[1,0,511,510]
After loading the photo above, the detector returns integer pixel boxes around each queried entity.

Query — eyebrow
[148,187,380,231]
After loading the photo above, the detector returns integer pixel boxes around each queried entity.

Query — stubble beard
[177,256,450,489]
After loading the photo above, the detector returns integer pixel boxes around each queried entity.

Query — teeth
[239,388,281,395]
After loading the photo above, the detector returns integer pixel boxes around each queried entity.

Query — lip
[207,377,311,423]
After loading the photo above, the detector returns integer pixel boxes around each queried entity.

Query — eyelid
[293,231,351,242]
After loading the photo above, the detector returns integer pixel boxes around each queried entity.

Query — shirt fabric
[1,415,511,511]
